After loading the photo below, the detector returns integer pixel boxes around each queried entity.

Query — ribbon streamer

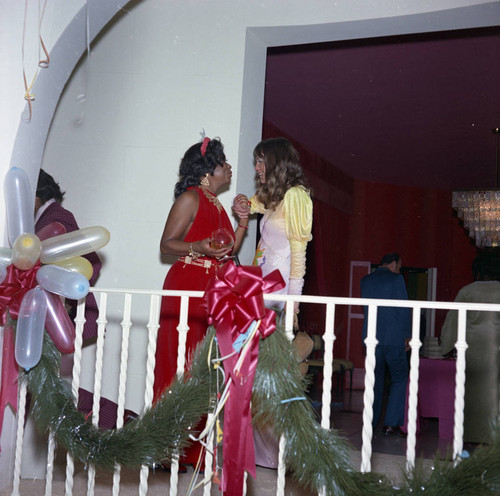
[21,0,49,122]
[0,262,40,450]
[0,323,18,453]
[204,262,285,496]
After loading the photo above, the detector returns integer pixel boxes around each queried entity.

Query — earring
[201,174,210,187]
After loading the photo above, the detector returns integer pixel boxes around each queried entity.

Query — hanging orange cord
[22,0,49,122]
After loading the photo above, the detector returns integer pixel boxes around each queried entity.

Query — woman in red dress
[153,137,249,466]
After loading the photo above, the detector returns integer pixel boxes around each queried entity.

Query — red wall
[345,180,477,366]
[349,180,477,301]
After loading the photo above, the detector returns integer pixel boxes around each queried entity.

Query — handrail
[90,287,500,312]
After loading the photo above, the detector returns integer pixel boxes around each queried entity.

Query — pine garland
[24,331,216,470]
[21,325,500,495]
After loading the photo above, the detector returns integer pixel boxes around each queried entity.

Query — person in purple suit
[35,170,101,341]
[35,170,135,428]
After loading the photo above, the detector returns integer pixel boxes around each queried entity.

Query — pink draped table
[403,357,456,439]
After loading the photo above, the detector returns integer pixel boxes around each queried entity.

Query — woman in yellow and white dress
[235,137,313,468]
[238,137,312,310]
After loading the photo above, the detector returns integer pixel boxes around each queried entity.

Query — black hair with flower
[174,138,226,199]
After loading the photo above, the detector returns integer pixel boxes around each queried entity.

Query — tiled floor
[330,393,452,459]
[307,376,459,463]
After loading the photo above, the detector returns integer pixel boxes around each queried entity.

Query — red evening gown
[153,186,234,465]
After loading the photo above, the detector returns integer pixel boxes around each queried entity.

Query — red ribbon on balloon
[0,262,41,324]
[204,262,285,496]
[0,261,40,452]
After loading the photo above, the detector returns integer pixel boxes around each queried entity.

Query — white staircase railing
[7,287,500,495]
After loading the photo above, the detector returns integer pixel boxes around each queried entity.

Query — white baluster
[321,303,336,430]
[140,293,161,496]
[65,298,86,496]
[405,308,422,471]
[91,292,108,426]
[169,458,180,496]
[284,300,295,341]
[87,293,108,495]
[86,467,95,495]
[203,413,215,496]
[360,304,378,473]
[168,295,191,496]
[453,308,468,462]
[64,434,75,495]
[176,295,190,377]
[45,432,56,496]
[275,300,295,496]
[276,434,287,496]
[318,303,336,496]
[11,380,27,496]
[113,293,133,496]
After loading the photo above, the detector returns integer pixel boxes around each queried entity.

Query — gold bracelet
[188,242,202,261]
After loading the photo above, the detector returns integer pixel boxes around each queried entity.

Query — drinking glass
[210,228,234,250]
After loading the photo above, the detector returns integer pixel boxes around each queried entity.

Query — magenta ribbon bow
[0,261,41,452]
[0,262,41,324]
[204,262,285,496]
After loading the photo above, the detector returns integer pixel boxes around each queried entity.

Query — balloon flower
[0,166,110,448]
[0,166,111,369]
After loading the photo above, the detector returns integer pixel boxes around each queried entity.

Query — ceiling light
[452,128,500,248]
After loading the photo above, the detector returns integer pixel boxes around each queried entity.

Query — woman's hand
[232,194,250,219]
[193,238,232,259]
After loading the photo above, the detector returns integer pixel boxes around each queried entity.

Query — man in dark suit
[361,252,411,437]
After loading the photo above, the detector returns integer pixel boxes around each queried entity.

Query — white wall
[40,0,500,411]
[1,0,497,487]
[40,0,500,299]
[0,0,86,241]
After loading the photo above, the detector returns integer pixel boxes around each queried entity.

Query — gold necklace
[201,186,222,212]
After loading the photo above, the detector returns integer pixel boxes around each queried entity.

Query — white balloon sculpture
[1,167,110,370]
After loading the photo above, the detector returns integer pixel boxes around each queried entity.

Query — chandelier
[452,128,500,248]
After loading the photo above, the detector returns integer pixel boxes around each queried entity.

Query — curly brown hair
[253,137,309,209]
